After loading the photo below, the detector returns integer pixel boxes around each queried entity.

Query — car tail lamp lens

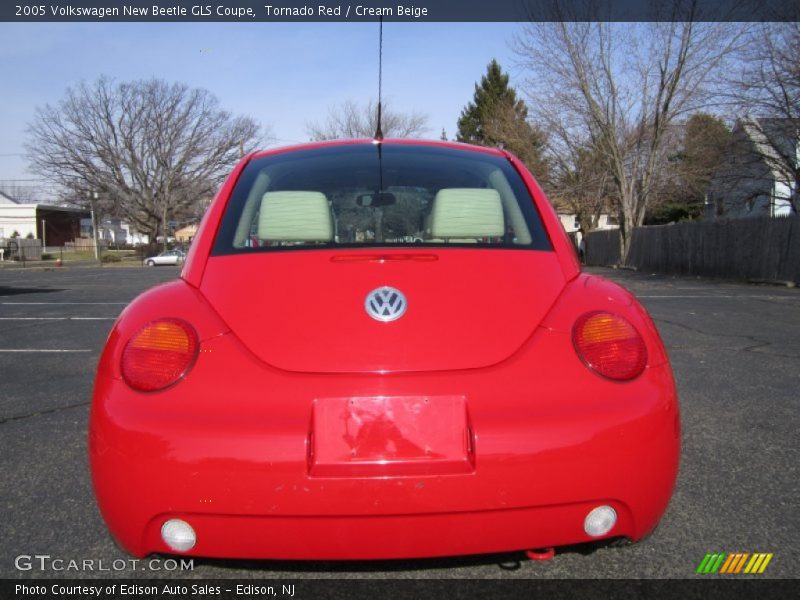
[573,312,647,381]
[121,319,199,392]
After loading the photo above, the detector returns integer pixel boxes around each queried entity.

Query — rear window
[212,143,551,254]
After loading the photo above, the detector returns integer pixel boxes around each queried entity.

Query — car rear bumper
[137,501,636,560]
[89,329,680,560]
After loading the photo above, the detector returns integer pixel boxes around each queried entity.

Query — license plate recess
[309,395,474,477]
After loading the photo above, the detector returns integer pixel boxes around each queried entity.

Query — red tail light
[572,312,647,381]
[121,319,199,392]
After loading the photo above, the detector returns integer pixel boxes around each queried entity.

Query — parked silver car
[144,250,185,266]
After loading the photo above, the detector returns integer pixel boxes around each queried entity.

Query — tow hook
[526,547,556,561]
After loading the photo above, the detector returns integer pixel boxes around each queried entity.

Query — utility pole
[41,219,46,249]
[89,191,99,261]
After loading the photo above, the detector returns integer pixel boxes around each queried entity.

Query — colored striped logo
[696,553,773,574]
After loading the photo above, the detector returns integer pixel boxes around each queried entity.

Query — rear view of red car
[89,139,679,560]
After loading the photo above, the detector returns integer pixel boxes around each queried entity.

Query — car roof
[250,138,508,161]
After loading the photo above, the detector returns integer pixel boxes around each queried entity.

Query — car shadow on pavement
[0,286,66,296]
[181,538,628,574]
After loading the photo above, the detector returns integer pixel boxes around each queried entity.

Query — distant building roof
[0,203,89,215]
[174,224,199,241]
[739,117,799,181]
[706,117,798,219]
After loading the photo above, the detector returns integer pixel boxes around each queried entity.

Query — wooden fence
[584,229,621,267]
[585,216,800,283]
[0,238,43,261]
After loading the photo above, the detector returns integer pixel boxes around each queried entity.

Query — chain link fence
[0,239,186,267]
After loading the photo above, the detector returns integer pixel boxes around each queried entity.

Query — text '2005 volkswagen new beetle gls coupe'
[89,139,680,560]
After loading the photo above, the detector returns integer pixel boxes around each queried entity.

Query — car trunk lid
[199,248,565,373]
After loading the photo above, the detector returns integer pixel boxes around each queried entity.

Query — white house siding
[96,218,149,245]
[709,118,798,220]
[773,181,794,217]
[0,204,38,239]
[558,213,619,232]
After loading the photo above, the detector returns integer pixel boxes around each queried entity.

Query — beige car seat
[258,191,333,242]
[428,188,505,243]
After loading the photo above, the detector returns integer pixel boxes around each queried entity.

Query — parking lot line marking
[638,295,787,298]
[70,317,117,320]
[0,349,93,353]
[1,302,128,305]
[0,317,65,320]
[0,317,117,321]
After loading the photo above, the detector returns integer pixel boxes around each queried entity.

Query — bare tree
[721,21,800,214]
[733,22,800,122]
[549,141,616,232]
[515,14,742,261]
[26,77,263,246]
[307,100,428,140]
[0,182,39,203]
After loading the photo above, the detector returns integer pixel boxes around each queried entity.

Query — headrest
[258,191,333,241]
[429,188,505,239]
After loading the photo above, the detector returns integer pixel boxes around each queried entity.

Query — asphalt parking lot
[0,264,797,579]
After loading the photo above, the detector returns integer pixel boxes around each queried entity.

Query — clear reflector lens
[161,519,196,552]
[584,505,617,537]
[121,319,198,391]
[573,312,647,380]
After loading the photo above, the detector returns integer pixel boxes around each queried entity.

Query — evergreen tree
[680,113,730,198]
[646,113,730,225]
[457,60,548,178]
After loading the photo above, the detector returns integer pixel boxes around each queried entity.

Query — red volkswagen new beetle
[89,139,679,560]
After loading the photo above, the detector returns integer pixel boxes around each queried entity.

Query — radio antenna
[374,17,384,141]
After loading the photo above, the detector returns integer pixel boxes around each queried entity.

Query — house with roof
[94,217,149,246]
[0,192,90,246]
[706,118,798,219]
[174,223,198,244]
[558,213,619,234]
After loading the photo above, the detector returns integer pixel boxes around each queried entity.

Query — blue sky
[0,22,523,197]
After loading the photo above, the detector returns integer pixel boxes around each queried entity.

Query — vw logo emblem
[365,287,407,322]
